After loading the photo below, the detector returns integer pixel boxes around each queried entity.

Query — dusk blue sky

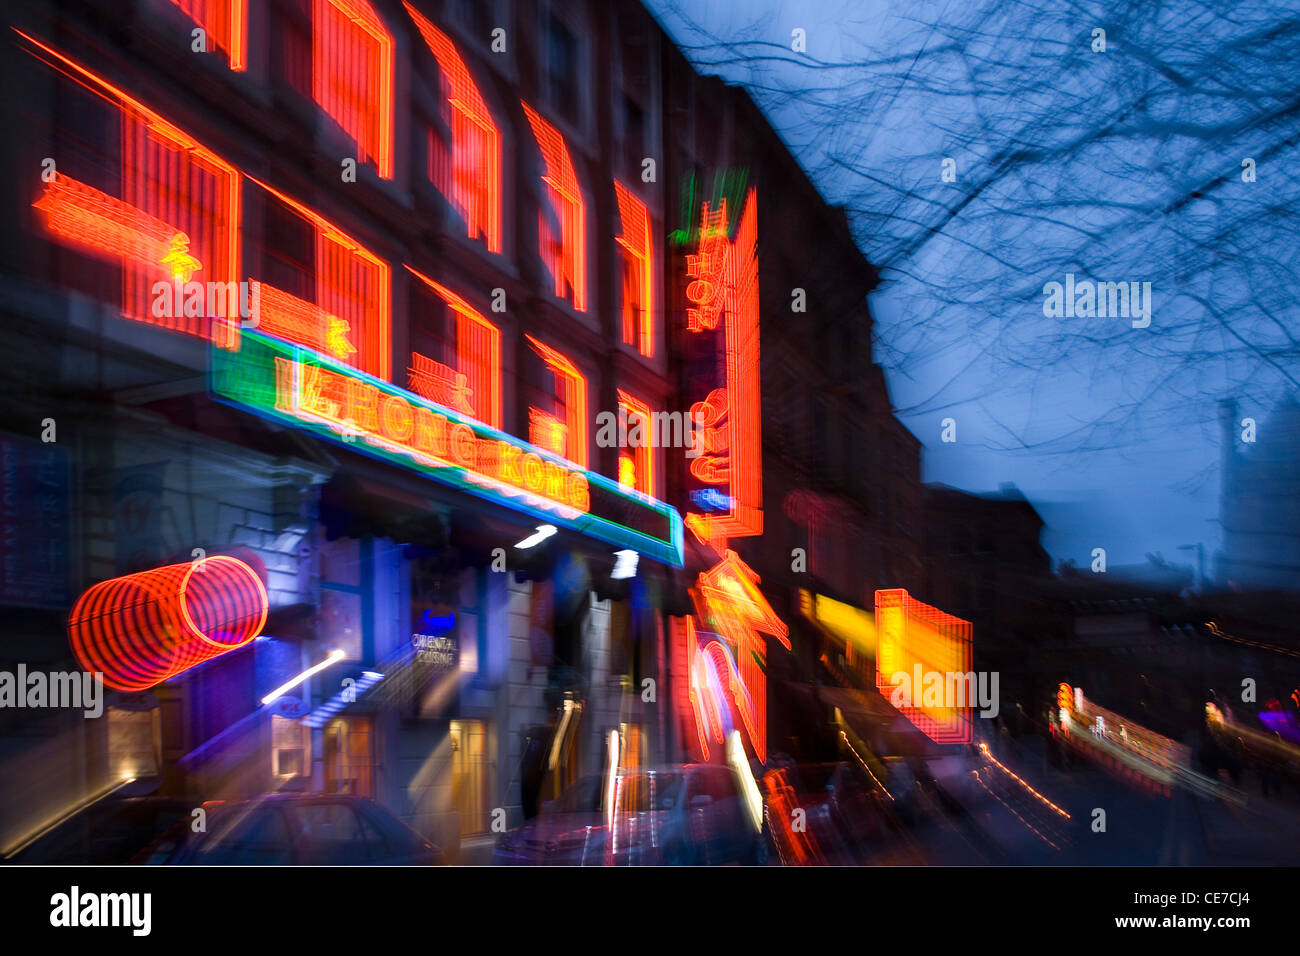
[645,0,1299,574]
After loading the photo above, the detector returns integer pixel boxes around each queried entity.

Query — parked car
[132,794,444,865]
[610,764,763,866]
[494,764,765,865]
[6,796,193,865]
[492,774,608,865]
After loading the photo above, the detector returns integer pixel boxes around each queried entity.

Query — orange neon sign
[249,176,391,381]
[522,102,586,311]
[272,354,591,516]
[874,588,974,744]
[21,32,242,347]
[691,551,790,763]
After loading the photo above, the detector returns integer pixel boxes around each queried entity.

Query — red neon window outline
[249,176,391,381]
[170,0,248,71]
[616,388,654,498]
[613,181,653,357]
[405,2,502,253]
[521,102,586,311]
[405,265,502,429]
[313,0,394,179]
[19,32,242,348]
[525,334,588,469]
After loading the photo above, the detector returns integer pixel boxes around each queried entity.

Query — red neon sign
[683,189,763,550]
[522,102,586,312]
[406,2,502,253]
[68,556,268,692]
[314,0,395,179]
[691,551,789,763]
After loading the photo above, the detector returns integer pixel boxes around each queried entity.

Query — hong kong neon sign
[212,331,684,566]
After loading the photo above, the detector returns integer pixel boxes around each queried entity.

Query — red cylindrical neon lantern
[68,556,268,691]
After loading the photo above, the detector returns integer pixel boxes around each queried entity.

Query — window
[169,0,248,70]
[407,267,502,427]
[313,0,394,178]
[614,181,653,356]
[272,714,310,780]
[616,389,654,497]
[200,809,294,865]
[526,335,588,468]
[25,40,241,346]
[622,95,645,169]
[544,13,579,125]
[522,102,586,311]
[407,4,502,252]
[293,801,366,864]
[250,179,391,379]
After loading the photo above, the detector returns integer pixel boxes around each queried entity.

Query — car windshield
[616,771,684,811]
[548,776,605,814]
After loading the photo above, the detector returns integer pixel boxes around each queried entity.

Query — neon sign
[67,556,268,691]
[682,189,764,550]
[874,588,973,744]
[212,331,684,566]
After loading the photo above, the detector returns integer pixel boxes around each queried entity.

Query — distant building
[1217,394,1300,591]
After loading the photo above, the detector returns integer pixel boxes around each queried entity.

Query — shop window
[313,0,394,178]
[407,4,502,252]
[324,716,373,796]
[272,714,310,780]
[450,719,489,835]
[614,181,653,356]
[107,706,161,780]
[521,102,586,311]
[525,335,588,468]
